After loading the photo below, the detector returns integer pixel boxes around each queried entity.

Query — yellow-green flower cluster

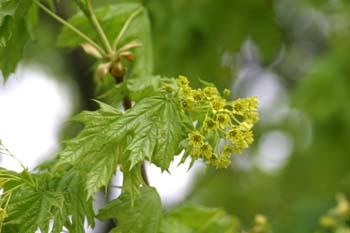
[317,194,350,231]
[176,75,259,169]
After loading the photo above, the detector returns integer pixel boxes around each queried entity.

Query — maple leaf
[57,97,192,198]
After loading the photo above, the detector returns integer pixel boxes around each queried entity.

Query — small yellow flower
[203,117,218,131]
[225,126,253,154]
[192,89,205,101]
[210,97,226,112]
[232,143,244,154]
[161,84,174,93]
[246,96,259,111]
[231,98,247,115]
[242,130,254,145]
[180,99,192,112]
[209,153,219,165]
[203,86,218,99]
[226,126,241,143]
[190,146,201,160]
[244,111,259,124]
[0,208,8,222]
[181,86,193,98]
[216,112,230,129]
[218,157,231,168]
[188,131,205,147]
[176,75,189,87]
[221,144,235,158]
[200,143,213,159]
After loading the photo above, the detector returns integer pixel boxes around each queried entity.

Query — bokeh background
[0,0,349,232]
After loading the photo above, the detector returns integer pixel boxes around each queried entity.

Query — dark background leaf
[97,186,163,233]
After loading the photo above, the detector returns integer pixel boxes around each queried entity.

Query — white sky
[0,65,73,171]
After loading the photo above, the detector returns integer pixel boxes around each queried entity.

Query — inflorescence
[171,75,259,169]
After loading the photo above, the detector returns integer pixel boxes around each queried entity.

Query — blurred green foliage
[145,0,283,90]
[173,1,349,232]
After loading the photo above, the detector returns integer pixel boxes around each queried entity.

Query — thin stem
[1,184,24,198]
[85,0,113,55]
[34,0,105,56]
[0,173,23,181]
[0,193,11,233]
[141,162,149,186]
[231,115,241,125]
[4,193,12,209]
[198,211,223,232]
[113,7,143,50]
[0,144,26,170]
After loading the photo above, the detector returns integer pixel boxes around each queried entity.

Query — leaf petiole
[113,6,144,50]
[33,0,106,56]
[84,0,114,55]
[0,143,26,171]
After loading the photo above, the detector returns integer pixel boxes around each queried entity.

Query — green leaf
[53,170,95,233]
[0,0,33,79]
[0,0,20,47]
[36,0,62,10]
[160,219,192,233]
[25,3,39,40]
[0,0,33,42]
[4,191,64,233]
[97,186,163,233]
[57,3,153,78]
[126,75,163,101]
[0,15,14,47]
[0,167,31,190]
[0,19,28,79]
[99,75,176,106]
[122,163,145,203]
[57,3,139,48]
[57,96,192,198]
[160,204,241,233]
[56,101,123,197]
[126,122,157,169]
[72,0,88,15]
[97,80,128,106]
[120,96,192,170]
[1,168,95,233]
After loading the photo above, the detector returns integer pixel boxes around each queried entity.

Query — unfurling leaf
[81,43,103,58]
[57,3,153,79]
